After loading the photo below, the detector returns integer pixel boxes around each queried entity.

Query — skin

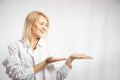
[30,16,93,73]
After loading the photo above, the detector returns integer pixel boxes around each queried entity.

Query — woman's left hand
[69,53,93,60]
[65,53,93,68]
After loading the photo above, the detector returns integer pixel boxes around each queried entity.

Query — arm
[56,53,93,80]
[4,42,34,79]
[34,57,67,73]
[34,60,48,73]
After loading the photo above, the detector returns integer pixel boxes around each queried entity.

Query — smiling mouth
[40,30,43,33]
[40,29,45,34]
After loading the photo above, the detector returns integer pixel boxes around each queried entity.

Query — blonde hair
[22,11,49,40]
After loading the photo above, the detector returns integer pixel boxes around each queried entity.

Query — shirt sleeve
[56,64,71,80]
[3,41,35,79]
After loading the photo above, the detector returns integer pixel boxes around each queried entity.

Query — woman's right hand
[45,56,67,63]
[34,57,66,73]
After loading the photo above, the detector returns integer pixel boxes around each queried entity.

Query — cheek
[34,24,39,30]
[33,25,41,33]
[32,25,39,34]
[34,22,40,28]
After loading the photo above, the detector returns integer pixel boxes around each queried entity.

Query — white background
[0,0,120,80]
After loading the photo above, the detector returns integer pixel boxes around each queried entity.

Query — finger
[54,57,67,61]
[59,58,67,60]
[77,54,92,59]
[80,54,93,58]
[81,55,93,59]
[86,56,93,59]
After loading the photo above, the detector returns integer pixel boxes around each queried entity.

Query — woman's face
[31,16,48,39]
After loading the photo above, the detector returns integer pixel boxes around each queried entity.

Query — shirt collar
[37,38,47,47]
[22,38,47,48]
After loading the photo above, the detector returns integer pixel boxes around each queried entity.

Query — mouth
[40,29,43,33]
[40,29,45,34]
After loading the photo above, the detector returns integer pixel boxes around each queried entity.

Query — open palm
[69,53,93,60]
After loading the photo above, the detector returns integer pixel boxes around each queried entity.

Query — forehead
[37,16,47,23]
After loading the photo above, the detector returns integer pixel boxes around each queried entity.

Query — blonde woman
[3,11,92,80]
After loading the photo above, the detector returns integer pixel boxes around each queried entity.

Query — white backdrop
[0,0,120,80]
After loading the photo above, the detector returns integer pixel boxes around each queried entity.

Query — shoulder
[7,40,22,55]
[8,40,22,50]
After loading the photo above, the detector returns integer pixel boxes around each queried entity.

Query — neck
[29,37,40,51]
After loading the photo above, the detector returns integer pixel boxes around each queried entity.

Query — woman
[4,11,92,80]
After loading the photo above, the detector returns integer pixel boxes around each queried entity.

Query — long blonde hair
[22,11,49,40]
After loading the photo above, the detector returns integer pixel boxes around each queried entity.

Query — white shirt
[4,38,71,80]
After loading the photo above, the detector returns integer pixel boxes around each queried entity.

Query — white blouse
[4,38,71,80]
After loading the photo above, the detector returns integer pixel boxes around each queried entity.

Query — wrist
[68,57,73,63]
[45,59,49,64]
[65,57,73,68]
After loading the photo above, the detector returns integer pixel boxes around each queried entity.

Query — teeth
[40,30,44,33]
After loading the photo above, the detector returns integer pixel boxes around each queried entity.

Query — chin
[38,35,44,38]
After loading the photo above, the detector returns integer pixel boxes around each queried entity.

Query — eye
[39,22,44,25]
[39,22,48,27]
[44,22,48,27]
